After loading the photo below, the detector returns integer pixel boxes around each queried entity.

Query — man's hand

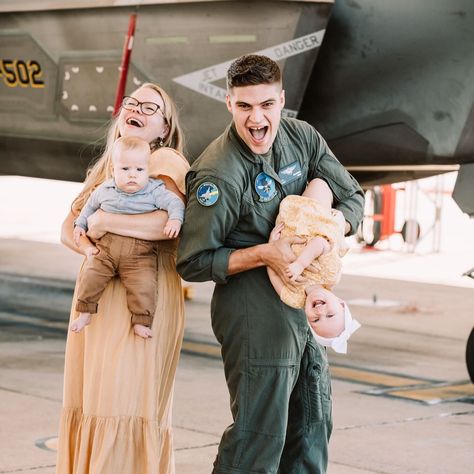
[263,236,306,287]
[87,209,106,240]
[84,245,98,262]
[163,219,182,238]
[73,226,86,247]
[269,222,284,242]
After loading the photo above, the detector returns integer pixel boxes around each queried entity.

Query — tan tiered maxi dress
[56,149,189,474]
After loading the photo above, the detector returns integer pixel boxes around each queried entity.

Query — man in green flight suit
[177,54,364,473]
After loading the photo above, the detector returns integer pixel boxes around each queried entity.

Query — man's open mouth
[249,126,268,141]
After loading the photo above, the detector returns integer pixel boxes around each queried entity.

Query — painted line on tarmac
[332,364,474,404]
[0,311,68,331]
[368,380,474,405]
[35,436,58,453]
[330,365,430,388]
[181,340,221,358]
[0,385,61,403]
[336,408,474,431]
[0,464,55,473]
[175,442,219,452]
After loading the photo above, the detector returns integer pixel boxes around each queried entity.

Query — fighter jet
[0,0,473,376]
[0,0,472,213]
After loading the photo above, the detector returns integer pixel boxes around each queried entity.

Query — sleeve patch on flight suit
[196,182,220,206]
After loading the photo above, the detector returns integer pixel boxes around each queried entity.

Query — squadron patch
[255,172,277,202]
[196,182,219,206]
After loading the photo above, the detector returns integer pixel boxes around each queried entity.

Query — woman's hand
[84,245,99,261]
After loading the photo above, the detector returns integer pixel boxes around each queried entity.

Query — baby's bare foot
[70,313,91,333]
[134,324,152,339]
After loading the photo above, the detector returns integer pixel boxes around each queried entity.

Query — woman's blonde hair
[71,82,185,214]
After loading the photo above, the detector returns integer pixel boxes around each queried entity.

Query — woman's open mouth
[126,117,144,128]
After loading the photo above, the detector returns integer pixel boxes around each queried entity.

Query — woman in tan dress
[56,83,189,474]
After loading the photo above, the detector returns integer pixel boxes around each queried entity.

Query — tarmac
[1,238,474,473]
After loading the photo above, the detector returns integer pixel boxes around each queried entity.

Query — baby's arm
[73,190,101,247]
[286,236,330,281]
[163,219,181,238]
[154,184,186,238]
[74,189,101,232]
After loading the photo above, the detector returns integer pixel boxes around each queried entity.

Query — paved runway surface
[1,239,473,473]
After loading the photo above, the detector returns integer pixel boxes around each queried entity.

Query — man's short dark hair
[227,55,281,89]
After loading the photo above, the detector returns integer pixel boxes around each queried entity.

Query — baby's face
[305,287,345,338]
[112,148,149,194]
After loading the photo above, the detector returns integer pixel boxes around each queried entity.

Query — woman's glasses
[121,96,165,117]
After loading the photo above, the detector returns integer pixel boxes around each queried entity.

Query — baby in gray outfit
[71,136,184,338]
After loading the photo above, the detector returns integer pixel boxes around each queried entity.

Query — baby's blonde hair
[111,136,150,164]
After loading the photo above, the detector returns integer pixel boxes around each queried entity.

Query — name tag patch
[278,161,302,185]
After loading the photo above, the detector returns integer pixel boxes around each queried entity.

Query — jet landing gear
[462,270,474,384]
[467,327,474,384]
[358,187,382,246]
[358,185,420,247]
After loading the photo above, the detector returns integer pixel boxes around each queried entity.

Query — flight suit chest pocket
[252,194,281,220]
[224,198,273,246]
[240,187,280,228]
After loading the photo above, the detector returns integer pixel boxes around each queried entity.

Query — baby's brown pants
[76,233,158,327]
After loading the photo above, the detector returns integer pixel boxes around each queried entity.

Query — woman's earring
[159,137,164,147]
